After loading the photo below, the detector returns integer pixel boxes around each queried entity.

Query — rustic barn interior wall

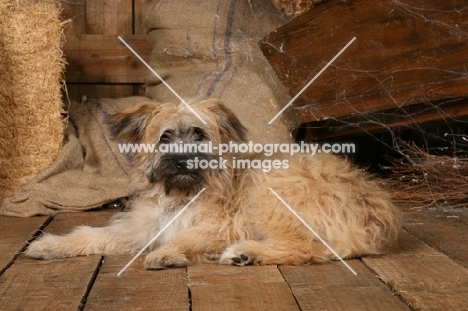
[61,0,150,104]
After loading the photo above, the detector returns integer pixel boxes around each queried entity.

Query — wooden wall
[61,0,151,104]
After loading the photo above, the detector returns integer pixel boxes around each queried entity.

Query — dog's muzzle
[147,153,214,195]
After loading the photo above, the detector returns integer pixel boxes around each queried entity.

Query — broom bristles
[385,141,468,208]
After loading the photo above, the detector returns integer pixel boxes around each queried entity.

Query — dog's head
[110,98,247,196]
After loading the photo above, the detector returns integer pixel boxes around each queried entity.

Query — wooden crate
[260,0,468,140]
[61,0,151,103]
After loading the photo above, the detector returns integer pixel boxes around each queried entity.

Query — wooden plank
[402,207,468,269]
[86,0,133,35]
[0,256,101,310]
[85,255,189,311]
[260,0,468,125]
[362,229,468,310]
[134,0,147,35]
[134,84,147,97]
[65,84,136,104]
[188,263,286,284]
[64,35,152,84]
[43,209,118,235]
[302,97,468,139]
[279,260,409,310]
[191,282,299,311]
[61,0,86,36]
[189,264,299,311]
[0,209,118,310]
[0,216,49,274]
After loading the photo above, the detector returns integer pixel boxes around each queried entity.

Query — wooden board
[188,264,299,311]
[0,256,102,310]
[134,0,147,35]
[279,260,409,310]
[61,0,150,104]
[301,97,468,140]
[188,264,286,284]
[64,35,152,84]
[42,209,118,235]
[85,255,189,311]
[65,84,136,104]
[61,0,86,36]
[85,0,133,35]
[260,0,468,137]
[0,209,118,310]
[0,216,49,275]
[362,229,468,310]
[401,207,468,269]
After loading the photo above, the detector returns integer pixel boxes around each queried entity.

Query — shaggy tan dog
[26,99,400,269]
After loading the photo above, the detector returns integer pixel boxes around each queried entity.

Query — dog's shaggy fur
[26,99,401,269]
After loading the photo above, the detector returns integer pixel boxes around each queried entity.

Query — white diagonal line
[268,188,357,275]
[268,37,356,124]
[117,188,206,276]
[118,36,207,125]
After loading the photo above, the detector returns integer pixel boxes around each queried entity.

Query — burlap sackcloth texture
[145,0,298,143]
[0,97,147,217]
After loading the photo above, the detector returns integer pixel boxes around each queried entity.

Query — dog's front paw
[219,246,254,266]
[145,252,192,270]
[25,234,67,260]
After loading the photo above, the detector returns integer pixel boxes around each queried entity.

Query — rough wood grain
[86,0,133,35]
[301,96,468,140]
[65,84,136,104]
[85,255,189,311]
[0,209,118,310]
[362,229,468,310]
[279,260,409,310]
[64,35,152,84]
[63,0,149,103]
[43,209,119,235]
[134,0,147,35]
[188,263,286,284]
[0,216,48,275]
[189,264,299,311]
[260,0,468,137]
[191,282,299,311]
[402,207,468,269]
[0,256,101,310]
[61,0,86,36]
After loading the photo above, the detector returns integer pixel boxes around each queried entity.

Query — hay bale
[0,0,66,200]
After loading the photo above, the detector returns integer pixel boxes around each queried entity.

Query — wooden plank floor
[1,206,468,310]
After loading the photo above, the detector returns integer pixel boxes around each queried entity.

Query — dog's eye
[193,127,205,141]
[160,131,174,143]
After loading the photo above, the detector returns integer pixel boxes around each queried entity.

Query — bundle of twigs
[384,141,468,208]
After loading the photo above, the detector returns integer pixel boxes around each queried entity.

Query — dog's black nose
[172,154,200,173]
[176,158,190,170]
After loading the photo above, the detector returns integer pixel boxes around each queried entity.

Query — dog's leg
[219,239,334,266]
[25,225,136,260]
[26,226,120,259]
[145,226,232,269]
[25,209,159,260]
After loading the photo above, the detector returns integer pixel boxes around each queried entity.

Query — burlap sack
[145,0,297,143]
[0,97,147,217]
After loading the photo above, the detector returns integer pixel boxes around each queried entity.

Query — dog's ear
[204,100,247,142]
[109,102,160,142]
